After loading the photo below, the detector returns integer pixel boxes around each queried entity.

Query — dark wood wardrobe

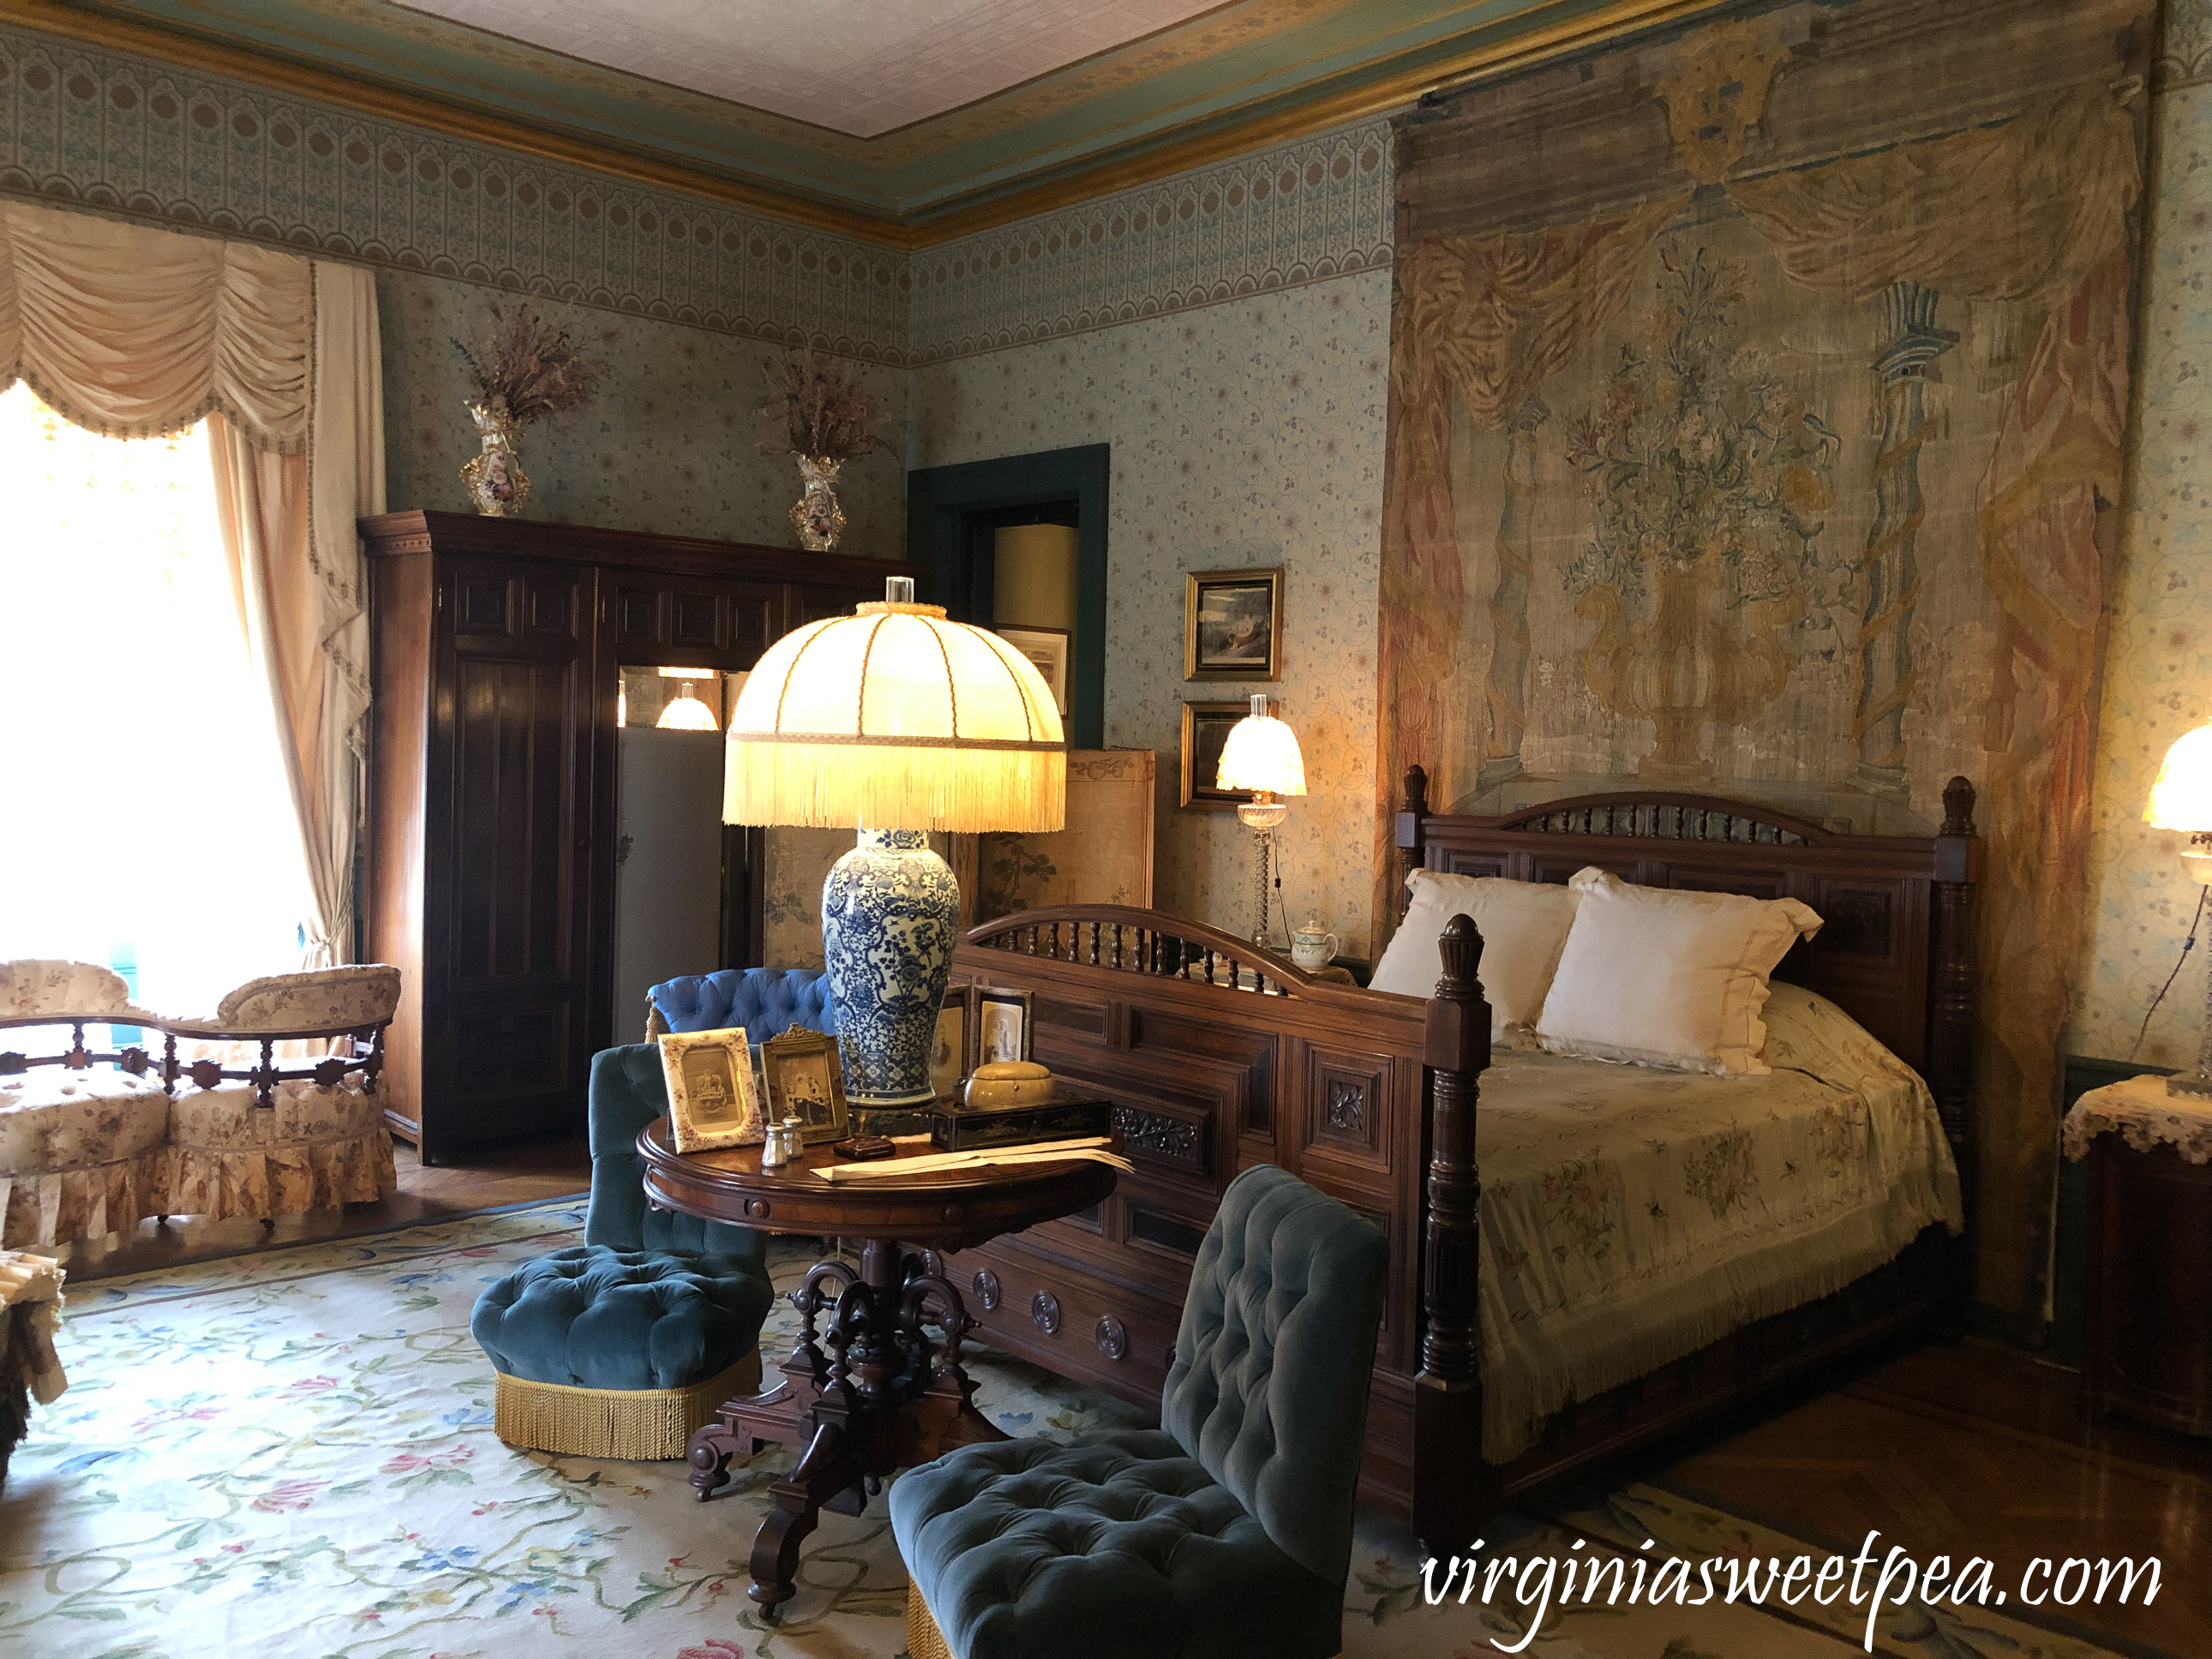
[360,510,921,1163]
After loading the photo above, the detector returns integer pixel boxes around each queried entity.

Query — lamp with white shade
[723,576,1065,1117]
[2144,721,2212,1095]
[1215,693,1305,947]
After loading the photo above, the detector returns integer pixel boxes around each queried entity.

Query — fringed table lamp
[2146,722,2212,1095]
[1216,693,1305,948]
[724,576,1065,1122]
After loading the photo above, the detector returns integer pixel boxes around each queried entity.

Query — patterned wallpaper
[2075,63,2212,1067]
[908,120,1393,360]
[378,268,908,545]
[0,19,909,362]
[0,18,1394,371]
[910,270,1392,955]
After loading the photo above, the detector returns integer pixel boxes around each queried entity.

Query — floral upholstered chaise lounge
[0,958,400,1249]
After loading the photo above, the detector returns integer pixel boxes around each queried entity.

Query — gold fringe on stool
[907,1583,959,1659]
[490,1349,761,1460]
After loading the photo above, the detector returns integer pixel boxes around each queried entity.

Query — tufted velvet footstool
[891,1164,1388,1659]
[471,1244,772,1461]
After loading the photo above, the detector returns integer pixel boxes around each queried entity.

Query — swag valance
[0,199,313,450]
[0,197,384,970]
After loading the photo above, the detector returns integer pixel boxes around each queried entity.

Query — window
[0,382,314,1017]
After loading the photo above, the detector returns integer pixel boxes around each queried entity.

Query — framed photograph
[1184,567,1282,680]
[658,1027,764,1153]
[995,626,1070,717]
[761,1026,850,1147]
[932,982,975,1101]
[975,985,1035,1066]
[1180,700,1263,812]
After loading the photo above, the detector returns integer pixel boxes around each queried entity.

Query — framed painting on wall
[1181,701,1260,812]
[1184,567,1282,680]
[995,625,1070,717]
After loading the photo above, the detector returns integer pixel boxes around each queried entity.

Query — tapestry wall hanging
[1376,0,2153,1326]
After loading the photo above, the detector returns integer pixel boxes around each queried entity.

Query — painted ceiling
[15,0,1723,241]
[394,0,1230,140]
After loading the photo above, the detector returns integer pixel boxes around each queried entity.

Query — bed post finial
[1395,765,1431,920]
[1931,776,1980,1243]
[1416,913,1496,1551]
[1940,776,1976,839]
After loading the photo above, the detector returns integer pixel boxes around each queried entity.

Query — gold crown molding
[3,0,1733,250]
[905,0,1730,241]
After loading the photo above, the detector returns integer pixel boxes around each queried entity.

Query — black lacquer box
[928,1093,1115,1152]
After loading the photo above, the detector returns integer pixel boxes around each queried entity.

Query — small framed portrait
[1184,568,1282,681]
[658,1027,764,1153]
[995,626,1070,717]
[975,985,1034,1067]
[1180,700,1262,812]
[932,982,975,1102]
[762,1026,850,1146]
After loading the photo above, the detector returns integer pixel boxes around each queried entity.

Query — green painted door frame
[907,445,1110,749]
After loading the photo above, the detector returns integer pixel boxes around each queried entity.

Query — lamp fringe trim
[726,739,1065,833]
[908,1583,961,1659]
[490,1349,760,1461]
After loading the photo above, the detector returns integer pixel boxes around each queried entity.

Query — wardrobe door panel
[436,554,595,1147]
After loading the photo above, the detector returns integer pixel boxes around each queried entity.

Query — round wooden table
[638,1117,1118,1615]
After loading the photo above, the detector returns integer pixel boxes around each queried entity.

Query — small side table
[2065,1075,2212,1435]
[636,1119,1118,1616]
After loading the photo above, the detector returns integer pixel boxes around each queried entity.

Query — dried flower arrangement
[451,304,602,424]
[757,350,884,462]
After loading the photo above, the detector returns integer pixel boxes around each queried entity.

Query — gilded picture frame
[762,1025,850,1147]
[1180,700,1262,812]
[658,1027,764,1153]
[1184,567,1283,680]
[974,985,1035,1067]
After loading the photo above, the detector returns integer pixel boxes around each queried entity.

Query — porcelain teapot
[1289,915,1340,972]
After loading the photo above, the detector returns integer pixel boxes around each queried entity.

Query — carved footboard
[947,907,1463,1516]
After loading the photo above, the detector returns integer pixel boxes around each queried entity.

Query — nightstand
[2067,1074,2212,1435]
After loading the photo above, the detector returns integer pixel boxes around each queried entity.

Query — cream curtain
[0,200,384,967]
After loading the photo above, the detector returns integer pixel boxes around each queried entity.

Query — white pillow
[1534,868,1823,1075]
[1369,869,1583,1038]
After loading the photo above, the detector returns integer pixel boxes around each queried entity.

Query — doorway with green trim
[907,444,1109,750]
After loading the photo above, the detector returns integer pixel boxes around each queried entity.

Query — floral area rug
[1,1204,2147,1659]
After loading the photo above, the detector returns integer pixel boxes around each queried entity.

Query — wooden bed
[943,770,1981,1552]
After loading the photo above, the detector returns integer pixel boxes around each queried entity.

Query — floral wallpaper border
[0,18,1397,367]
[905,118,1394,362]
[0,19,910,362]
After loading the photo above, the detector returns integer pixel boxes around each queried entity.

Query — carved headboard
[1394,768,1982,1166]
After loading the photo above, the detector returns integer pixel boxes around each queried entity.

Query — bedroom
[0,1,2204,1656]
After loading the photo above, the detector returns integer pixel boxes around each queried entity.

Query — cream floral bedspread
[1477,984,1962,1460]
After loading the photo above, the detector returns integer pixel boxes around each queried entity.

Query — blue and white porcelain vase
[820,828,958,1109]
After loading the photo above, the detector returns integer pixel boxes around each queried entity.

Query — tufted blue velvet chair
[647,966,839,1039]
[891,1164,1388,1659]
[468,1032,788,1462]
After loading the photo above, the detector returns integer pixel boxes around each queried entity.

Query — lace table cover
[2061,1072,2212,1165]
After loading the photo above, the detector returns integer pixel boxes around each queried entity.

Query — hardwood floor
[1659,1339,2210,1657]
[56,1136,590,1282]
